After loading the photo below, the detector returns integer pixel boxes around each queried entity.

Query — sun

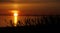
[14,13,18,16]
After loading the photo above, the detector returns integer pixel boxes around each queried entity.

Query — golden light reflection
[14,13,18,26]
[12,10,18,27]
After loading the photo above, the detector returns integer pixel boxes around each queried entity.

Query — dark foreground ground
[0,24,60,32]
[0,16,60,32]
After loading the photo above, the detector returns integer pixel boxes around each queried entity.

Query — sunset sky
[0,0,60,16]
[0,0,60,27]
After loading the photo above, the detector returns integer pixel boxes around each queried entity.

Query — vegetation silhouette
[5,16,60,27]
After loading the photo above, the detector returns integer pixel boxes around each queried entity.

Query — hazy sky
[0,0,60,15]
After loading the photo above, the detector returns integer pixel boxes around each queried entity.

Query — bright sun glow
[14,13,18,16]
[14,13,18,26]
[12,10,18,27]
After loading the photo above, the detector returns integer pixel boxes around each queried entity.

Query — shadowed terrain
[0,16,60,31]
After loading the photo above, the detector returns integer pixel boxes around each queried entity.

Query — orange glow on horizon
[13,4,19,9]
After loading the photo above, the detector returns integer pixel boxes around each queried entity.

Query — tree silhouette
[10,20,14,27]
[17,20,21,27]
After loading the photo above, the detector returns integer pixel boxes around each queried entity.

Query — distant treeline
[4,16,60,27]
